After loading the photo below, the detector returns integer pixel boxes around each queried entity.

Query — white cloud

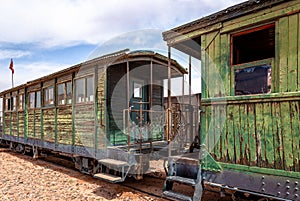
[0,50,31,60]
[0,0,245,48]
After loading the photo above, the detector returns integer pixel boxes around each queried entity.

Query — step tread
[162,190,193,201]
[94,173,123,183]
[98,158,129,167]
[166,175,196,186]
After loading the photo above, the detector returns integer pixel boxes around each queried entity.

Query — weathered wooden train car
[0,49,191,182]
[163,0,300,200]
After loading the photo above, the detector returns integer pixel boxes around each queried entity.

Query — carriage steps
[94,158,130,183]
[162,176,196,201]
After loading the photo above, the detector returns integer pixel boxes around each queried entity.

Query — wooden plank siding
[202,96,300,171]
[4,112,10,136]
[97,67,106,149]
[197,4,300,174]
[74,104,95,147]
[18,112,24,138]
[201,13,300,98]
[57,106,73,145]
[43,108,56,142]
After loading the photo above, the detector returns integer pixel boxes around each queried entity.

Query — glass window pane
[235,65,271,95]
[5,98,10,111]
[86,76,94,102]
[57,84,65,105]
[36,91,41,108]
[76,78,84,103]
[133,82,142,98]
[66,81,72,104]
[44,86,54,106]
[19,94,23,110]
[29,92,35,109]
[12,96,16,111]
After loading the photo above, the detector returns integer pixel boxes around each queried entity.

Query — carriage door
[130,79,148,127]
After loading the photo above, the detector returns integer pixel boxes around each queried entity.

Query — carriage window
[58,81,72,105]
[11,96,16,111]
[133,81,143,98]
[76,78,84,103]
[19,94,24,110]
[44,86,54,107]
[235,64,271,95]
[29,92,35,109]
[29,91,41,109]
[86,77,94,102]
[75,76,94,103]
[66,81,72,104]
[57,83,65,105]
[232,24,274,95]
[5,97,11,111]
[232,24,275,65]
[36,91,41,108]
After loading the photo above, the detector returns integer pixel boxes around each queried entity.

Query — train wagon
[0,49,200,183]
[162,0,300,200]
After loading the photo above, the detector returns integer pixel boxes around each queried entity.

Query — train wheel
[15,143,25,154]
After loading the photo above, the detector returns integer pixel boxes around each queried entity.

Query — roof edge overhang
[163,0,289,44]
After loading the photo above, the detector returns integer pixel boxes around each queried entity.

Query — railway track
[0,145,262,201]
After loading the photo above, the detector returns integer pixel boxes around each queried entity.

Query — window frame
[5,95,11,112]
[43,85,54,107]
[230,23,275,66]
[133,80,144,99]
[18,93,24,111]
[75,75,94,104]
[28,91,41,109]
[230,23,276,96]
[57,80,72,106]
[231,58,274,96]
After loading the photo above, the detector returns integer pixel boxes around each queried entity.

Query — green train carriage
[162,0,300,200]
[0,49,193,182]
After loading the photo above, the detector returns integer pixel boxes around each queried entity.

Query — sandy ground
[0,147,163,201]
[0,147,248,201]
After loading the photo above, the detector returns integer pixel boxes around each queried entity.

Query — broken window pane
[235,65,271,95]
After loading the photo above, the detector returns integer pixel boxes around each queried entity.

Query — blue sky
[0,0,245,92]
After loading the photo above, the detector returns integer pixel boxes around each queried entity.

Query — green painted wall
[199,1,300,175]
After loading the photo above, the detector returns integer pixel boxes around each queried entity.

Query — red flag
[9,58,14,74]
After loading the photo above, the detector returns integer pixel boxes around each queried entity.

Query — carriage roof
[0,49,186,96]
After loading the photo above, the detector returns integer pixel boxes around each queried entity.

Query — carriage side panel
[203,96,300,172]
[57,106,73,145]
[43,108,56,142]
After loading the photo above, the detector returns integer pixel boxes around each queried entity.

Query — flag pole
[12,73,14,88]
